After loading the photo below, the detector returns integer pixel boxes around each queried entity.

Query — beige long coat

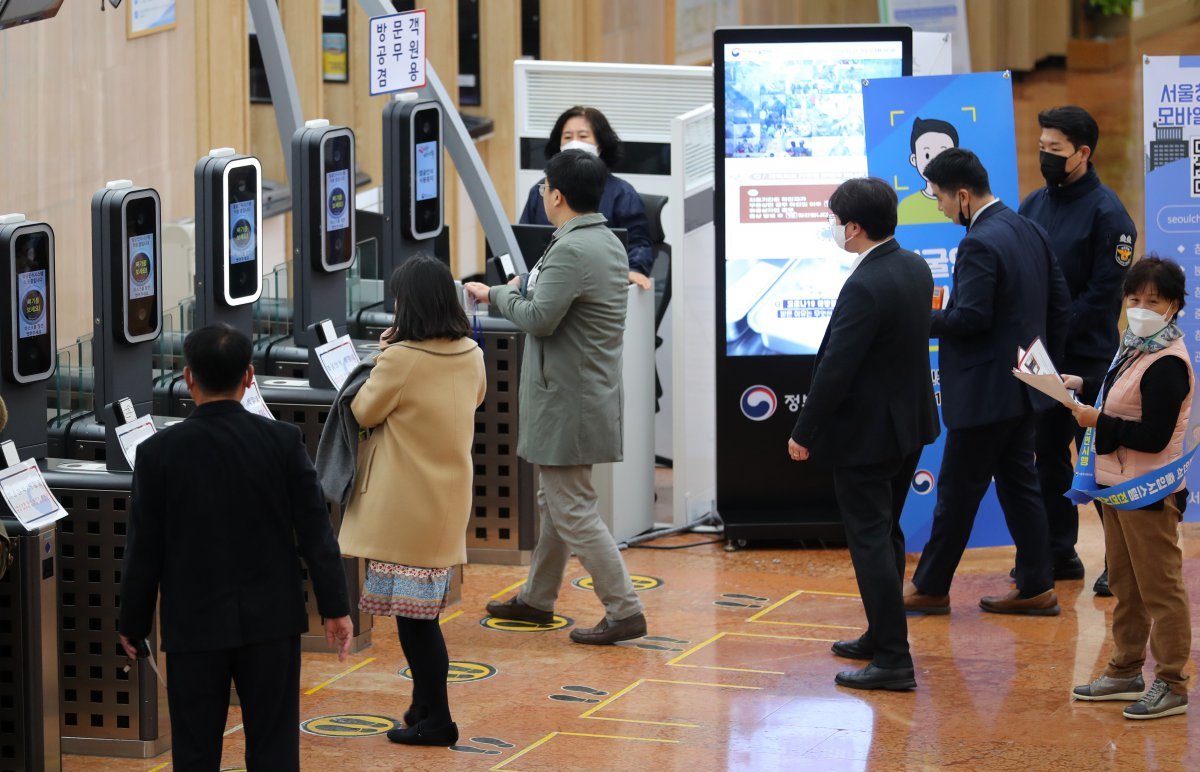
[337,337,486,568]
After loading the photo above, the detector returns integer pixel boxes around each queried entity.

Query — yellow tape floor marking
[491,731,678,771]
[304,657,377,696]
[489,578,528,600]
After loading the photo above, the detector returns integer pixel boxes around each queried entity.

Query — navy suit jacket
[932,202,1072,430]
[118,401,351,653]
[792,240,941,467]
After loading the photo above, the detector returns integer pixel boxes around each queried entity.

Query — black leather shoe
[834,664,916,691]
[831,638,873,661]
[485,597,554,625]
[1094,568,1112,597]
[569,612,647,645]
[386,721,459,746]
[1010,554,1086,581]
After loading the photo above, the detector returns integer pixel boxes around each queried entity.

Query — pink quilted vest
[1095,338,1194,488]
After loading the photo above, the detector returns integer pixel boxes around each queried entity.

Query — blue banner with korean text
[862,71,1019,549]
[1143,55,1200,520]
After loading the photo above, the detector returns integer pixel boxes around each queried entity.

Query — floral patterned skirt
[359,561,453,620]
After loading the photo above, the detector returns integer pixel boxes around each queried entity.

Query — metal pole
[248,0,304,182]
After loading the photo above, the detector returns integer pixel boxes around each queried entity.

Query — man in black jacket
[118,324,353,772]
[1019,106,1136,595]
[905,149,1072,616]
[789,177,940,691]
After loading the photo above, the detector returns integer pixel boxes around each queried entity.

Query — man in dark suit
[789,177,940,691]
[118,324,353,771]
[905,148,1072,616]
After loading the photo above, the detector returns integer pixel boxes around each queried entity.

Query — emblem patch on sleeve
[1116,234,1134,266]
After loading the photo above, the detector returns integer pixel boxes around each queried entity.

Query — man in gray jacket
[465,149,647,644]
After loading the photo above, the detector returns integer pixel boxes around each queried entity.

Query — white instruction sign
[315,335,360,391]
[115,415,157,470]
[368,9,426,96]
[241,376,274,419]
[0,459,68,531]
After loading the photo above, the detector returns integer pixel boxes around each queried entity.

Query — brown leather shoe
[569,612,647,645]
[903,581,950,615]
[485,597,554,625]
[979,588,1060,616]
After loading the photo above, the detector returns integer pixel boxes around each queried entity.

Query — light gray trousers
[519,464,643,621]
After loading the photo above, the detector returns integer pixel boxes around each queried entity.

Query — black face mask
[1039,149,1080,187]
[957,195,971,229]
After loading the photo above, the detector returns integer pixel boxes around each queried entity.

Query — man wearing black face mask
[1019,106,1136,597]
[903,148,1072,616]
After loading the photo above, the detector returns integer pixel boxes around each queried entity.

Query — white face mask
[1126,306,1172,339]
[832,222,849,252]
[561,139,600,157]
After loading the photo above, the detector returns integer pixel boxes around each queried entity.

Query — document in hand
[1012,337,1075,407]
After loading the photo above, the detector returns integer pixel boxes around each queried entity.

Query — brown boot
[903,581,950,615]
[979,588,1060,616]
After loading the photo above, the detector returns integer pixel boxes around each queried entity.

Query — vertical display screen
[226,163,260,302]
[721,40,905,356]
[415,140,438,202]
[13,230,52,378]
[322,133,354,269]
[124,196,159,339]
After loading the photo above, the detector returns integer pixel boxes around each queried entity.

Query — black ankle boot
[387,720,459,746]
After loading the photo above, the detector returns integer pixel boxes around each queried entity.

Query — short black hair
[923,148,992,197]
[544,106,623,169]
[1123,256,1187,320]
[910,117,959,153]
[386,254,471,344]
[1038,105,1100,155]
[544,149,607,214]
[829,178,898,241]
[183,324,252,394]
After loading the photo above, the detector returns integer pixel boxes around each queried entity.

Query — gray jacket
[315,359,375,508]
[489,212,628,465]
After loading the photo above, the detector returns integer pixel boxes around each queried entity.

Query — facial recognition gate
[0,513,60,772]
[37,461,170,758]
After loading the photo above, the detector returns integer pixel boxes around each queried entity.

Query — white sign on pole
[368,9,427,96]
[0,459,68,532]
[115,415,157,470]
[884,0,971,74]
[241,376,275,419]
[315,335,361,391]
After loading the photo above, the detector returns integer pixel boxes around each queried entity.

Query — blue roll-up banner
[1143,55,1200,520]
[861,71,1019,549]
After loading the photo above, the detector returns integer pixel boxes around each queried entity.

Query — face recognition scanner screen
[323,133,354,269]
[225,162,261,303]
[13,229,52,379]
[409,105,442,238]
[124,196,160,340]
[721,38,906,356]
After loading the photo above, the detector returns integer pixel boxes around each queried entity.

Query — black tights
[395,616,451,726]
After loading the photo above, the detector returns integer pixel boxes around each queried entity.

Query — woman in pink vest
[1066,257,1192,720]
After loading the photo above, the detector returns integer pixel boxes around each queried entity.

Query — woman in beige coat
[339,256,485,747]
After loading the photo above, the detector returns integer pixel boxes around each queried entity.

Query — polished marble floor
[64,20,1200,772]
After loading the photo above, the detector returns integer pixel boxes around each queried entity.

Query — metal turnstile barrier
[41,462,170,758]
[0,513,60,772]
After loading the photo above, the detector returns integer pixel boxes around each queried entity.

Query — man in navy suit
[904,148,1072,616]
[789,177,940,691]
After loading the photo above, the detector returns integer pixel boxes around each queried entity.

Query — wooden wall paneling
[540,1,591,62]
[600,0,669,64]
[1133,0,1200,41]
[0,2,198,342]
[348,0,389,189]
[196,0,250,157]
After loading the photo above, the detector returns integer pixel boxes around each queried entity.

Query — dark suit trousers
[1035,357,1107,561]
[832,451,921,670]
[913,414,1054,597]
[165,636,302,772]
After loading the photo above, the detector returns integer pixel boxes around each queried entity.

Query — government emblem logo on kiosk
[740,385,777,421]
